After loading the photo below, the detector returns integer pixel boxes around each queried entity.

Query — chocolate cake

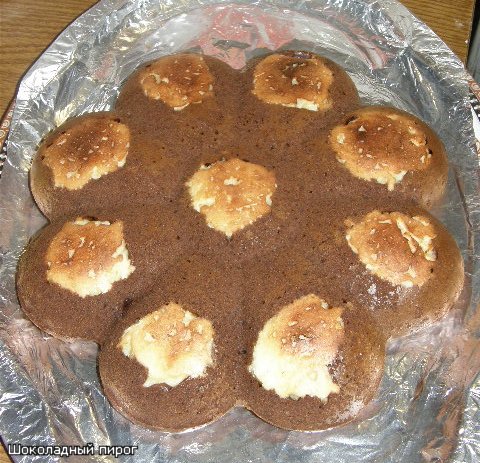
[18,51,464,431]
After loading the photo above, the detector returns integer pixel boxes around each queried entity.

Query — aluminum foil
[0,0,479,461]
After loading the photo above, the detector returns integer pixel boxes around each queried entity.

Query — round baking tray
[0,1,479,462]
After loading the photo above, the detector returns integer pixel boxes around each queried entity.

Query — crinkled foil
[0,0,479,461]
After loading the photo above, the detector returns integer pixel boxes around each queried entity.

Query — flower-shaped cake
[18,51,464,432]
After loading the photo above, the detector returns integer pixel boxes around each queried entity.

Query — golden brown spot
[248,294,344,400]
[41,118,130,190]
[271,294,344,360]
[118,303,214,387]
[329,107,433,190]
[346,210,437,287]
[45,218,135,297]
[139,54,214,109]
[186,158,277,237]
[252,53,333,111]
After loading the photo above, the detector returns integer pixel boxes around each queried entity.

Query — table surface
[0,0,476,461]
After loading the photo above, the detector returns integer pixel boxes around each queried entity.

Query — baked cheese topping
[252,53,333,111]
[249,294,344,400]
[139,54,214,110]
[346,210,437,287]
[42,117,130,190]
[330,108,433,190]
[46,218,135,297]
[186,158,277,238]
[118,303,214,387]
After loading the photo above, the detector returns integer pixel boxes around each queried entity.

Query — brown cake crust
[99,254,241,431]
[114,54,243,205]
[16,205,190,343]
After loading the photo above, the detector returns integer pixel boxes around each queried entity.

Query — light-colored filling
[249,294,344,400]
[42,119,130,190]
[118,303,214,387]
[139,54,214,109]
[330,110,432,191]
[346,211,437,287]
[186,158,277,238]
[283,98,319,111]
[252,54,333,112]
[249,338,339,400]
[46,218,135,297]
